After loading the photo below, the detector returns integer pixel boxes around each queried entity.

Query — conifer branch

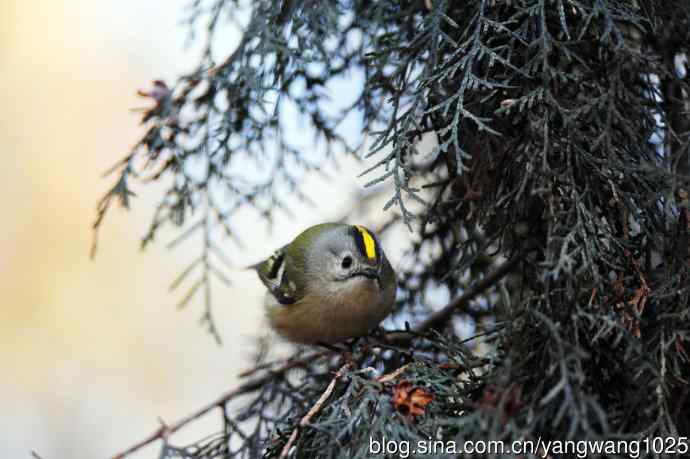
[278,363,352,459]
[109,351,332,459]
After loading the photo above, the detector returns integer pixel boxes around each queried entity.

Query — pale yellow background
[0,2,367,458]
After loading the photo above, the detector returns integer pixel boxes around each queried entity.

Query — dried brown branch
[385,252,523,346]
[111,383,255,459]
[110,352,329,459]
[414,252,522,333]
[376,363,411,383]
[279,363,352,459]
[110,252,520,458]
[238,350,329,378]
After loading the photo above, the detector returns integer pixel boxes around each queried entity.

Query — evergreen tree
[100,1,690,458]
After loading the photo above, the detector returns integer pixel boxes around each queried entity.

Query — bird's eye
[341,255,353,269]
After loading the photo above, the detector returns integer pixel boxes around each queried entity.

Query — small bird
[251,223,396,344]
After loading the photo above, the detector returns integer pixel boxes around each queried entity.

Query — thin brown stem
[238,350,329,378]
[415,252,521,333]
[386,252,522,345]
[110,352,328,459]
[279,363,352,459]
[110,253,520,458]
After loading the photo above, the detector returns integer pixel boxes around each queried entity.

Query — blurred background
[0,1,370,458]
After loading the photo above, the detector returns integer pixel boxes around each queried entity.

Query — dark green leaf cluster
[158,335,492,459]
[98,0,690,457]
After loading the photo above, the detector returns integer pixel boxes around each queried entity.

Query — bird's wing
[250,246,298,305]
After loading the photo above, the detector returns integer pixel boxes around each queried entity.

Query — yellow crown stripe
[355,225,377,260]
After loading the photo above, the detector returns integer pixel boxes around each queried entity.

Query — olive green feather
[251,223,339,305]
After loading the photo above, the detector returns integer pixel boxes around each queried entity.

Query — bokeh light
[0,2,363,458]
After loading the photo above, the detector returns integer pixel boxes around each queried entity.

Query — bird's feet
[316,341,356,366]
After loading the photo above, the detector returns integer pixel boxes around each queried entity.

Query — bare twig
[414,252,521,333]
[111,384,254,459]
[110,353,327,459]
[110,253,520,458]
[386,252,523,345]
[377,363,411,383]
[238,350,329,378]
[279,363,352,459]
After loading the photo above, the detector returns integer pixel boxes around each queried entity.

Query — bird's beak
[358,267,380,280]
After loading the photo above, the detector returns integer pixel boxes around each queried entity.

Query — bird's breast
[265,279,394,344]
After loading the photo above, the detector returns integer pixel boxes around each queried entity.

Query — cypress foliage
[100,1,690,457]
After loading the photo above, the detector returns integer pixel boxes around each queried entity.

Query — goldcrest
[251,223,396,344]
